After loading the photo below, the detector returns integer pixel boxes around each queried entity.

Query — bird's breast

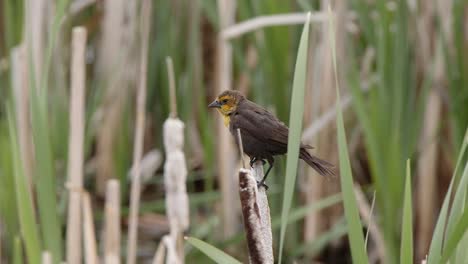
[223,115,230,127]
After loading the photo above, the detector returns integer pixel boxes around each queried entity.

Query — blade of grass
[185,237,242,264]
[278,12,310,263]
[400,159,413,264]
[427,128,467,263]
[441,159,468,263]
[329,5,369,263]
[13,236,24,264]
[7,105,41,264]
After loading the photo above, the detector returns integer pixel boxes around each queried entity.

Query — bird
[208,89,335,189]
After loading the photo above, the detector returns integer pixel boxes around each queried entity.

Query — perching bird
[208,90,334,188]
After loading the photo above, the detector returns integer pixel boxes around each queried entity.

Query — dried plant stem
[354,185,385,261]
[11,45,35,191]
[163,117,189,264]
[239,165,273,264]
[166,57,177,118]
[151,240,166,264]
[104,180,121,264]
[222,12,328,40]
[24,0,46,84]
[42,251,52,264]
[416,41,443,260]
[66,27,87,264]
[126,1,151,263]
[236,129,245,168]
[82,192,98,264]
[96,0,137,195]
[217,0,239,239]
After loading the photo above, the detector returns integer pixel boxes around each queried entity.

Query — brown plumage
[209,90,334,188]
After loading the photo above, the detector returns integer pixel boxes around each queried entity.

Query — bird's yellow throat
[222,114,230,127]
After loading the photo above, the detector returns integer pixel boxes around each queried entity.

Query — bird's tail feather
[300,148,335,177]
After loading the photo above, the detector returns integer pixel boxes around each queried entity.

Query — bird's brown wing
[233,100,290,147]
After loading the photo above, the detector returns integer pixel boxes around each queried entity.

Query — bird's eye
[222,99,229,104]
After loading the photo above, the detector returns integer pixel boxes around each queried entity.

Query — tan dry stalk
[82,192,98,264]
[126,1,152,263]
[222,12,328,40]
[151,239,166,264]
[96,0,137,195]
[66,27,87,264]
[166,57,177,118]
[23,0,45,85]
[104,179,121,264]
[128,149,162,185]
[239,166,273,264]
[354,186,386,261]
[416,40,443,261]
[42,251,52,264]
[217,0,239,239]
[11,45,35,191]
[163,118,189,264]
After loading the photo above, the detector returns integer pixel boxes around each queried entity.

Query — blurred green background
[0,0,467,263]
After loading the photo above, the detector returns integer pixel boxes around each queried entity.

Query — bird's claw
[250,157,266,168]
[256,180,269,191]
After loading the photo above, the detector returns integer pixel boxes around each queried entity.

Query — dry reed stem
[104,179,121,264]
[222,12,328,40]
[416,39,443,260]
[166,57,177,118]
[301,82,373,142]
[128,149,162,184]
[96,0,137,195]
[236,129,246,169]
[239,166,273,264]
[126,1,152,263]
[11,45,35,192]
[151,240,166,264]
[24,0,45,85]
[354,185,386,262]
[66,27,87,264]
[82,192,98,264]
[42,251,52,264]
[217,0,239,239]
[163,118,189,264]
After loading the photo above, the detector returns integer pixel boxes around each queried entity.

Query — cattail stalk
[416,37,443,260]
[239,165,273,264]
[163,117,189,263]
[104,179,121,264]
[217,0,239,239]
[24,0,45,85]
[151,239,166,264]
[42,251,52,264]
[66,27,87,264]
[96,0,137,195]
[82,192,98,264]
[11,45,35,192]
[126,1,151,263]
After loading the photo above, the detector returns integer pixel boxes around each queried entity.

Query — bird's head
[208,90,244,116]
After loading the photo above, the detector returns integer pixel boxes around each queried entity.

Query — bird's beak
[208,100,221,108]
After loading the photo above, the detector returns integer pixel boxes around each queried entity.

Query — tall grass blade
[427,128,467,263]
[13,236,24,264]
[400,160,413,264]
[185,237,242,264]
[278,12,310,263]
[7,105,41,264]
[329,5,369,263]
[441,158,468,263]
